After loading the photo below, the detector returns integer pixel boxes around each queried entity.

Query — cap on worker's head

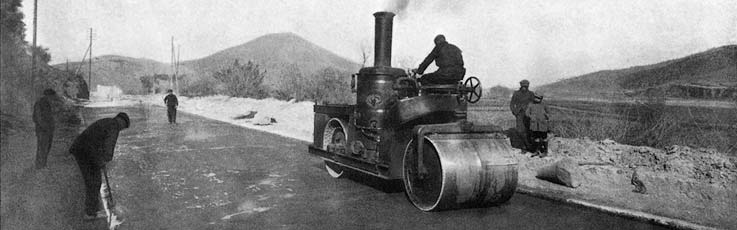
[115,112,130,129]
[534,92,544,99]
[520,80,530,87]
[434,34,446,45]
[43,88,56,96]
[167,89,173,93]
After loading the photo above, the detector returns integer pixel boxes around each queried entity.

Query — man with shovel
[69,112,129,220]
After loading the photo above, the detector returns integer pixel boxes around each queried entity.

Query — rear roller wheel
[322,119,347,178]
[324,161,344,178]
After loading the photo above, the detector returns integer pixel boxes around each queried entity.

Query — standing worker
[525,92,550,157]
[33,89,57,169]
[510,80,535,151]
[164,89,178,124]
[412,34,466,85]
[68,112,130,220]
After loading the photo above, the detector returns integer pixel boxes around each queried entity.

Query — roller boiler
[308,12,518,211]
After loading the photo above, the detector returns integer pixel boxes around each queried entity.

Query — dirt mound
[550,137,737,186]
[522,137,737,228]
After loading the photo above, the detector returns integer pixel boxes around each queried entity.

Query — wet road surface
[91,104,667,229]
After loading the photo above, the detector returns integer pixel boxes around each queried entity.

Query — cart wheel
[324,160,344,178]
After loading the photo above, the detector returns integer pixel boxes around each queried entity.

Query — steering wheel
[463,76,482,103]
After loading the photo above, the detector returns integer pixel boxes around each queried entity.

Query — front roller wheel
[403,139,444,211]
[402,134,519,211]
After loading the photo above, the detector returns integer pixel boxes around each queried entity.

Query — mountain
[537,45,737,100]
[55,55,172,94]
[59,33,361,94]
[181,32,360,88]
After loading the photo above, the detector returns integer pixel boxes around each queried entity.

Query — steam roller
[308,11,518,211]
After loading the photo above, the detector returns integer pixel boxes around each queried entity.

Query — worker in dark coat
[525,92,550,157]
[68,112,129,220]
[413,34,466,85]
[164,89,178,124]
[510,80,535,151]
[33,89,57,169]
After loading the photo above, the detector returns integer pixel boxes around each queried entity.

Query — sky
[21,0,737,87]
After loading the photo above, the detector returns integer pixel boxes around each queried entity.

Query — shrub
[212,59,267,98]
[273,66,354,104]
[305,67,353,104]
[180,77,218,97]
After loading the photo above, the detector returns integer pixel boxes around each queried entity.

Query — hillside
[537,45,737,100]
[60,33,361,94]
[54,55,173,94]
[181,32,360,88]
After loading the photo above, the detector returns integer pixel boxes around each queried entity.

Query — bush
[305,67,353,104]
[180,77,218,97]
[273,66,353,104]
[212,59,267,98]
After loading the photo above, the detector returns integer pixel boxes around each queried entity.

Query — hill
[537,45,737,100]
[55,55,173,94]
[181,32,360,88]
[59,33,361,94]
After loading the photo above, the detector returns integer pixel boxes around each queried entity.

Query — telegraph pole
[171,36,175,91]
[30,0,37,85]
[176,45,181,93]
[88,28,93,92]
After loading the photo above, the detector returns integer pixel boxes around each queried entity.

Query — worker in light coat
[525,92,550,157]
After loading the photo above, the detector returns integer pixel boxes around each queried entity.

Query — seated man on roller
[413,34,466,86]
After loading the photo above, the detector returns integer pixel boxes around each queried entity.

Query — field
[469,97,737,155]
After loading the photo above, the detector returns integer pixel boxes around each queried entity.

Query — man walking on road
[510,80,535,151]
[69,112,129,220]
[164,89,179,124]
[33,89,57,169]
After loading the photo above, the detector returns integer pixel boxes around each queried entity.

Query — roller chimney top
[373,11,395,67]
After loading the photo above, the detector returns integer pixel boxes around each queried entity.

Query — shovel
[102,166,123,229]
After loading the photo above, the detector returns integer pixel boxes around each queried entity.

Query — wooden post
[88,28,93,92]
[30,0,37,85]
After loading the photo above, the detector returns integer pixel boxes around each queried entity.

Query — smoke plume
[384,0,411,18]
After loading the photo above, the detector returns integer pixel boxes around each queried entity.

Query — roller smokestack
[373,11,395,67]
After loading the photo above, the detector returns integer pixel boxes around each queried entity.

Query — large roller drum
[403,133,518,211]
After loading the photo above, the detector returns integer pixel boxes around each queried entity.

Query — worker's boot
[540,140,548,158]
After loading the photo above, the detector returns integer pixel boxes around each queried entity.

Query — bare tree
[359,39,372,68]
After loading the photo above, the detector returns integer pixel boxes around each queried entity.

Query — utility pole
[170,36,175,91]
[176,45,181,93]
[88,28,93,92]
[30,0,37,85]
